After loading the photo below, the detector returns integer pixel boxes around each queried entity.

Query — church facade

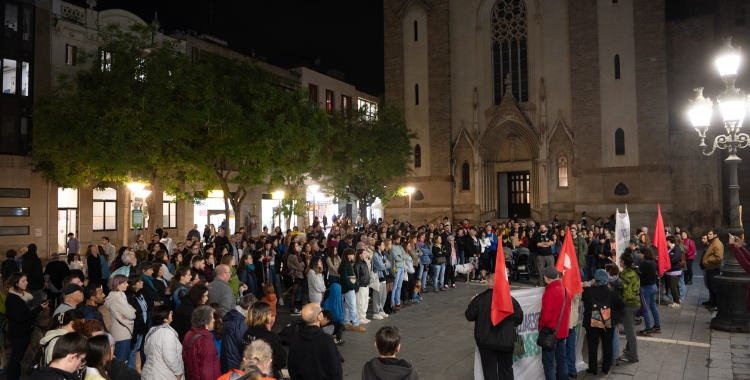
[382,0,750,234]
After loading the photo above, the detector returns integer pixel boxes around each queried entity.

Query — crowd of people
[0,211,734,380]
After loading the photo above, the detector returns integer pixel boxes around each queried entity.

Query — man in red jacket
[182,305,221,380]
[539,266,572,380]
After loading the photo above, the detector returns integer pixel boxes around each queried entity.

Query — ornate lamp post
[688,37,750,332]
[405,187,415,223]
[127,182,151,246]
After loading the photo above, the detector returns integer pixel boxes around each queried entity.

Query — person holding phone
[5,272,49,380]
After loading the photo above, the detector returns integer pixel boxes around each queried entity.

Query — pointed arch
[491,0,529,104]
[557,156,568,188]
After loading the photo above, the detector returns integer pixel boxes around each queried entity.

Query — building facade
[383,0,750,235]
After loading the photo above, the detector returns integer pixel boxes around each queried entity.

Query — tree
[32,24,204,238]
[313,103,415,221]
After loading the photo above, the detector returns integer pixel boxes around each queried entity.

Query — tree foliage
[313,103,415,220]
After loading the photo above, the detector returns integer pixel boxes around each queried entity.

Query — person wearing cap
[581,269,625,375]
[539,266,572,380]
[53,283,85,315]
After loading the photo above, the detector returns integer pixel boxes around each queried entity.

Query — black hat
[62,284,84,296]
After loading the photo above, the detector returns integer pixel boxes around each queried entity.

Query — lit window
[3,58,16,94]
[21,61,28,96]
[326,90,334,114]
[93,188,117,231]
[163,193,177,228]
[101,50,112,72]
[66,45,77,66]
[492,0,528,104]
[558,157,568,187]
[5,4,17,38]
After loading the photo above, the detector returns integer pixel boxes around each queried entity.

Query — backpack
[26,335,60,375]
[590,289,613,330]
[278,320,305,346]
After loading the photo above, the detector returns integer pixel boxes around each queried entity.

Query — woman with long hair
[238,253,261,299]
[242,302,286,379]
[353,248,372,322]
[142,306,183,380]
[5,272,49,380]
[104,274,135,363]
[307,256,326,304]
[285,243,306,316]
[171,282,209,341]
[681,230,696,285]
[153,250,172,282]
[431,235,448,292]
[125,274,149,369]
[136,262,161,311]
[339,249,364,331]
[325,246,341,285]
[84,334,113,380]
[169,267,191,309]
[167,252,182,274]
[152,262,171,306]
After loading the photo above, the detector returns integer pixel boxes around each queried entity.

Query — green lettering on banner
[513,332,542,362]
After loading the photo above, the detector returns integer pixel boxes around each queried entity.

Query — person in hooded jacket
[21,243,45,308]
[242,302,287,379]
[287,303,342,380]
[362,325,419,380]
[465,273,523,380]
[172,283,209,342]
[221,294,257,373]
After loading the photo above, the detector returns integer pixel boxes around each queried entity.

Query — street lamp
[308,184,320,222]
[405,187,415,223]
[688,36,750,332]
[127,182,151,247]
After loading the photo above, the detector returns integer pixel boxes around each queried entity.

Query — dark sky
[68,0,386,96]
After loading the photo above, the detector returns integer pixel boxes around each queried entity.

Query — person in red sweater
[729,234,750,314]
[539,266,572,380]
[182,305,221,380]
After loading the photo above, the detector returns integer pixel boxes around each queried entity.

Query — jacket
[685,239,697,260]
[208,278,235,318]
[104,291,135,342]
[667,245,683,272]
[619,267,641,307]
[606,276,625,324]
[286,254,306,279]
[287,323,343,380]
[353,261,370,288]
[465,289,523,352]
[1,258,19,284]
[361,357,420,380]
[638,260,658,286]
[221,307,248,373]
[326,256,341,277]
[24,367,78,380]
[416,244,432,265]
[307,270,326,304]
[142,324,183,380]
[466,237,481,258]
[153,277,172,306]
[391,245,406,269]
[76,303,108,332]
[39,328,68,365]
[86,254,103,284]
[582,285,625,329]
[731,245,750,313]
[338,261,357,293]
[182,327,221,380]
[126,291,149,337]
[237,265,260,299]
[431,244,448,265]
[572,236,588,269]
[242,326,287,377]
[109,359,141,380]
[171,283,188,309]
[21,249,45,291]
[172,296,198,342]
[702,237,724,270]
[6,290,41,338]
[539,280,572,339]
[44,261,70,292]
[372,251,390,279]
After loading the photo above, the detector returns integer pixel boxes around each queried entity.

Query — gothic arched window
[615,128,625,155]
[492,0,528,104]
[414,144,421,168]
[462,161,471,190]
[558,156,568,187]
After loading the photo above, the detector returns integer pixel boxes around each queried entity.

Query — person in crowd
[565,291,583,379]
[40,310,85,366]
[204,254,216,283]
[45,253,71,311]
[125,274,149,369]
[664,235,683,308]
[86,245,105,293]
[539,266,572,380]
[602,264,624,365]
[371,240,390,320]
[104,274,135,363]
[98,246,111,294]
[287,303,343,380]
[362,326,419,380]
[307,256,326,304]
[172,282,209,342]
[322,283,346,345]
[681,231,696,285]
[326,246,342,285]
[465,273,523,379]
[235,339,276,380]
[285,243,306,316]
[83,334,112,380]
[67,233,81,262]
[416,233,432,290]
[168,252,182,274]
[77,283,108,331]
[445,235,458,289]
[112,250,138,278]
[404,238,419,303]
[2,249,20,284]
[170,267,191,309]
[237,253,260,299]
[153,250,172,282]
[221,294,257,373]
[182,305,221,380]
[260,283,278,326]
[431,235,448,292]
[151,262,172,306]
[5,271,48,380]
[208,264,236,318]
[21,244,46,308]
[618,253,641,363]
[353,249,371,324]
[637,247,661,335]
[581,270,625,376]
[142,306,183,380]
[27,332,88,380]
[191,256,207,282]
[242,302,287,379]
[389,238,406,311]
[339,248,365,332]
[53,283,85,315]
[702,229,723,310]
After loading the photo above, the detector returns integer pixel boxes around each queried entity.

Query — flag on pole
[491,249,514,325]
[555,227,583,295]
[615,207,630,267]
[655,204,670,277]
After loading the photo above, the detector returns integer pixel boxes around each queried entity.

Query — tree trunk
[359,199,368,224]
[223,195,231,235]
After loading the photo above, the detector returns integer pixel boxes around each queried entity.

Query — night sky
[68,0,386,96]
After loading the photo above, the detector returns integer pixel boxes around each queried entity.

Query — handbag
[369,270,380,291]
[513,329,525,356]
[537,288,567,351]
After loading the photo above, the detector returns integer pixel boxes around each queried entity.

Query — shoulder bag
[537,288,567,351]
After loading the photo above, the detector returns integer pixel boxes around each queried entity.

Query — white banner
[615,208,630,266]
[474,288,586,380]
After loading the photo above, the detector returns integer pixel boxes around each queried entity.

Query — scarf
[141,274,157,292]
[246,263,255,271]
[8,288,33,303]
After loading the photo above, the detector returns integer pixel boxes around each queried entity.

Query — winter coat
[539,280,572,339]
[242,326,287,378]
[237,265,260,299]
[362,358,420,380]
[287,323,342,380]
[39,328,68,365]
[182,327,221,380]
[171,296,198,342]
[207,278,235,318]
[668,245,683,273]
[220,307,248,373]
[6,289,41,339]
[171,283,188,309]
[572,235,589,269]
[286,254,306,280]
[21,249,45,291]
[1,258,19,284]
[353,261,370,288]
[86,254,103,284]
[582,284,625,329]
[326,255,341,277]
[44,260,70,292]
[76,303,108,332]
[142,324,183,380]
[104,291,136,342]
[391,245,406,269]
[25,367,78,380]
[153,277,172,306]
[619,267,641,307]
[109,359,141,380]
[372,251,389,279]
[465,289,523,352]
[702,237,724,270]
[126,291,149,337]
[685,239,697,260]
[338,261,357,293]
[307,269,326,304]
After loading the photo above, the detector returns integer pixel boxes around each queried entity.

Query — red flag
[555,227,584,295]
[655,204,670,277]
[491,249,514,325]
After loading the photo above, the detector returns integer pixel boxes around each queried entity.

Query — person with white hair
[182,305,220,380]
[111,251,137,277]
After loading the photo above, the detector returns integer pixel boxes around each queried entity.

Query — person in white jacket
[307,257,326,304]
[104,274,136,363]
[142,305,184,380]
